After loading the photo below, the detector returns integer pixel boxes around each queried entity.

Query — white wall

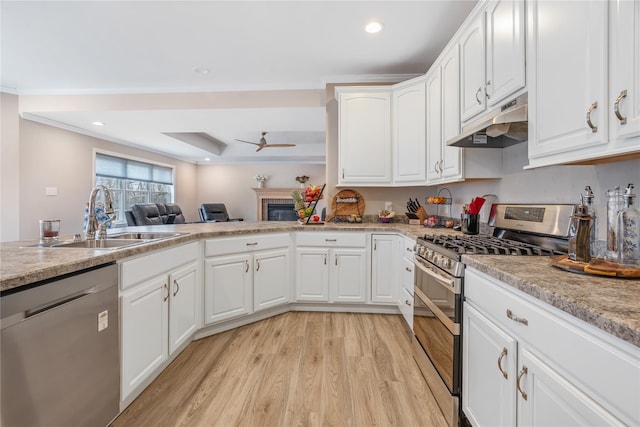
[196,164,326,221]
[15,119,199,241]
[1,93,21,242]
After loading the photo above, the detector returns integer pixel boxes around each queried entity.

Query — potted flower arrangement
[254,174,268,188]
[295,175,309,189]
[292,184,324,224]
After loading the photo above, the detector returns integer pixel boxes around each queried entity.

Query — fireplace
[253,188,299,221]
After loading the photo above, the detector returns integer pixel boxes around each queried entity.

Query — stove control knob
[426,249,434,259]
[443,258,452,269]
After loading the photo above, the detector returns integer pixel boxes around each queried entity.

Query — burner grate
[421,234,562,256]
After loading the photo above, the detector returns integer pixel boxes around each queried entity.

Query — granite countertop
[463,255,640,347]
[2,222,638,347]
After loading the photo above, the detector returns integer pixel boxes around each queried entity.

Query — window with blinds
[95,153,175,225]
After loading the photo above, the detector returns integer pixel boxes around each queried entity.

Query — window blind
[96,153,173,185]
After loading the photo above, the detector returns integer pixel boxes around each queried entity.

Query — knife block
[413,206,428,225]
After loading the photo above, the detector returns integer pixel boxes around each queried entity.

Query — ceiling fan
[235,132,296,152]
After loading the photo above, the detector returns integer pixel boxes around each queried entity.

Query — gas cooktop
[420,234,565,256]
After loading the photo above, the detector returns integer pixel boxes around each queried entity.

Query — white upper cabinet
[608,0,640,149]
[461,0,526,124]
[527,0,640,168]
[441,46,464,181]
[426,65,444,184]
[392,78,427,185]
[336,87,392,185]
[460,14,487,122]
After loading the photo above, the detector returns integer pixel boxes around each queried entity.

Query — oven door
[413,256,462,395]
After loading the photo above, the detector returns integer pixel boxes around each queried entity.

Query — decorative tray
[550,255,640,279]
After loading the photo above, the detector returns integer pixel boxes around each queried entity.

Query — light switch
[45,187,57,196]
[384,201,392,211]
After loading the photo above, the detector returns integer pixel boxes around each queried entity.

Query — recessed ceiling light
[92,121,105,126]
[365,21,384,34]
[204,157,211,161]
[193,67,210,75]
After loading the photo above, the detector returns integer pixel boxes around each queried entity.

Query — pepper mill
[568,203,594,263]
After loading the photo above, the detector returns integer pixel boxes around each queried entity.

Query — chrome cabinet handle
[406,247,412,252]
[475,87,483,105]
[335,255,338,266]
[163,283,169,302]
[405,266,412,272]
[485,80,491,99]
[516,365,528,400]
[497,347,508,379]
[256,259,260,271]
[246,242,258,246]
[245,260,249,273]
[506,309,528,325]
[173,279,180,297]
[324,254,327,265]
[325,239,337,242]
[373,239,377,251]
[614,90,628,124]
[405,299,412,306]
[586,101,598,133]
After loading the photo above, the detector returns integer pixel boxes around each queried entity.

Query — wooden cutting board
[326,189,365,222]
[550,255,640,278]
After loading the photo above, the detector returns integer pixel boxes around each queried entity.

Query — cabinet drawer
[295,232,366,248]
[120,242,198,291]
[205,233,290,257]
[465,267,640,424]
[402,237,416,260]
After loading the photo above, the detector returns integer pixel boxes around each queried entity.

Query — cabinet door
[371,235,399,303]
[528,0,608,164]
[609,0,640,147]
[517,348,623,426]
[121,275,168,399]
[486,0,526,107]
[203,254,252,324]
[426,66,443,184]
[393,81,427,185]
[463,304,517,427]
[441,44,464,181]
[338,90,392,185]
[397,257,414,329]
[295,248,329,301]
[460,13,487,122]
[254,248,290,311]
[168,262,198,355]
[331,248,367,303]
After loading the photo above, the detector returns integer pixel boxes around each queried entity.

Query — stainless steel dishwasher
[1,263,120,427]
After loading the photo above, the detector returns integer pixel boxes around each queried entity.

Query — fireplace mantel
[252,188,299,221]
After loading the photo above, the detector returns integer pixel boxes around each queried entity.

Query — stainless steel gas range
[411,204,575,426]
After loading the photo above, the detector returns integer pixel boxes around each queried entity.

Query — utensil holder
[461,214,479,235]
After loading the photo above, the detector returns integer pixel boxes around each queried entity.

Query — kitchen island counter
[463,255,640,347]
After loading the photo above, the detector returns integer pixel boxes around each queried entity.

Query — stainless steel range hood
[447,93,528,148]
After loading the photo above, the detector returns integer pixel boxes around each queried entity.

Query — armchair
[126,203,186,226]
[198,203,243,222]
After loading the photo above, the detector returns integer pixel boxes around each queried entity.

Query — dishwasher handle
[25,290,92,318]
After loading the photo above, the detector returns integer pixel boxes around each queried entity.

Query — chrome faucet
[85,184,115,240]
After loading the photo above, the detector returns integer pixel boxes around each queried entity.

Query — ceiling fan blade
[235,139,260,146]
[256,145,265,152]
[263,144,297,148]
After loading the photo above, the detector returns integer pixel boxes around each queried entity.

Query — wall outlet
[45,187,57,196]
[384,201,392,211]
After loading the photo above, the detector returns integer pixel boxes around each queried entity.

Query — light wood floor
[111,312,447,427]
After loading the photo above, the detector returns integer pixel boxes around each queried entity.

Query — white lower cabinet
[120,242,199,401]
[463,267,639,426]
[295,232,368,303]
[371,234,399,304]
[203,234,291,325]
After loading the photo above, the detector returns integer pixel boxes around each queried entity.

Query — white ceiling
[1,0,477,164]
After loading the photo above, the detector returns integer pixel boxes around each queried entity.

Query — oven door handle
[415,287,460,335]
[414,258,455,289]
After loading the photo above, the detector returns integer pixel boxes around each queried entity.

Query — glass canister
[606,186,624,262]
[618,184,640,268]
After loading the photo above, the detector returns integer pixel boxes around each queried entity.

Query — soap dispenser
[582,186,598,258]
[617,184,640,268]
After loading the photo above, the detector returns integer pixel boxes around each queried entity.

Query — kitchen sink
[25,232,188,250]
[107,232,186,240]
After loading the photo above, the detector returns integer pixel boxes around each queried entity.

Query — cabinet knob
[586,101,598,133]
[614,89,628,125]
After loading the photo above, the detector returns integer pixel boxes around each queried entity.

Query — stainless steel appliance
[412,204,574,426]
[1,264,120,427]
